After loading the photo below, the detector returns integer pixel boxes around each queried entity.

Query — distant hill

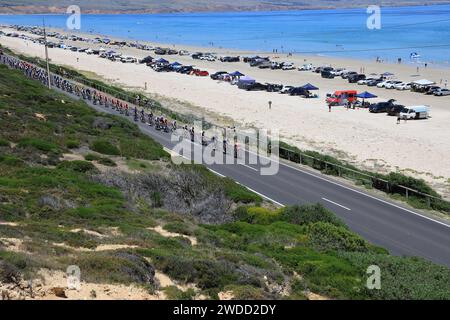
[1,0,450,14]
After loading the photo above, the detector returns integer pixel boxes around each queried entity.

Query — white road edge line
[207,168,285,207]
[322,198,351,211]
[241,164,258,172]
[247,150,450,228]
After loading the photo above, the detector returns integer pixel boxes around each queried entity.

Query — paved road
[58,88,450,267]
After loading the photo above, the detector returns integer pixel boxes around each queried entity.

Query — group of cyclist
[0,51,240,158]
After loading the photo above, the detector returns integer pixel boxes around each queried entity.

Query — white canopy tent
[413,79,435,86]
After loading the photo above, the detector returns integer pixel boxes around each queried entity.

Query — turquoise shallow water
[1,4,450,65]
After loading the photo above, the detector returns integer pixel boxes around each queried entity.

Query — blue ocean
[1,4,450,65]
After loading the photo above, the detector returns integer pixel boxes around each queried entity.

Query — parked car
[357,78,375,85]
[331,68,347,77]
[387,104,407,116]
[140,56,154,64]
[377,80,396,88]
[298,63,313,71]
[210,71,229,80]
[220,56,240,62]
[341,71,357,79]
[321,70,335,79]
[266,83,283,92]
[280,86,294,94]
[121,56,137,63]
[434,88,450,96]
[400,106,429,119]
[367,79,384,87]
[239,82,268,91]
[385,81,403,89]
[178,66,194,74]
[192,69,209,77]
[258,61,272,69]
[179,50,190,56]
[282,63,295,70]
[348,74,366,83]
[369,100,397,113]
[425,86,441,95]
[395,82,412,90]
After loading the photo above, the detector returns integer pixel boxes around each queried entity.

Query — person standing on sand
[328,104,332,112]
[397,114,401,124]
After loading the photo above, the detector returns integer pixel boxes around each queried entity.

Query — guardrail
[2,52,449,213]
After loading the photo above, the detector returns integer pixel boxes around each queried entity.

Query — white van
[400,105,429,120]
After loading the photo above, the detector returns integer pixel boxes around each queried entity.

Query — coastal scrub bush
[280,204,345,228]
[0,138,10,147]
[339,252,450,300]
[84,153,101,161]
[18,138,59,153]
[65,139,80,149]
[234,206,280,225]
[0,155,24,167]
[98,157,117,167]
[57,160,99,174]
[308,222,370,252]
[90,139,120,156]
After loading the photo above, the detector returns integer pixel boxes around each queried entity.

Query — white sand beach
[1,27,450,197]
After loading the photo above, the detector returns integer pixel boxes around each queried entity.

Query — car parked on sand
[394,82,412,90]
[238,82,268,91]
[434,88,450,96]
[385,81,403,89]
[210,71,229,80]
[369,100,397,113]
[348,74,366,83]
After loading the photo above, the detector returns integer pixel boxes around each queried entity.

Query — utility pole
[43,18,51,89]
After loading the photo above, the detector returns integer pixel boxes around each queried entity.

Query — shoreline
[1,25,450,199]
[1,2,450,15]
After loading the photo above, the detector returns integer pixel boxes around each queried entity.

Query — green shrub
[57,160,99,174]
[222,178,262,204]
[0,155,24,167]
[98,157,117,167]
[84,153,101,161]
[340,252,450,300]
[18,138,59,153]
[0,138,10,147]
[280,204,345,228]
[163,222,193,236]
[90,139,120,156]
[234,206,281,225]
[66,139,80,149]
[308,222,370,252]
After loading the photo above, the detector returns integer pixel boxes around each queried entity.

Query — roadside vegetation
[0,59,449,300]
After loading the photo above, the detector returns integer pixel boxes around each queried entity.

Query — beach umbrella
[302,83,319,91]
[230,71,245,77]
[356,91,378,99]
[170,62,182,66]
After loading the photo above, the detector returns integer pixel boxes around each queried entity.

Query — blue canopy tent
[302,83,319,91]
[229,71,245,77]
[156,58,169,64]
[238,75,256,85]
[356,91,377,107]
[356,91,378,99]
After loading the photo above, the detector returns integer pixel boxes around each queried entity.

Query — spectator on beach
[397,114,401,124]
